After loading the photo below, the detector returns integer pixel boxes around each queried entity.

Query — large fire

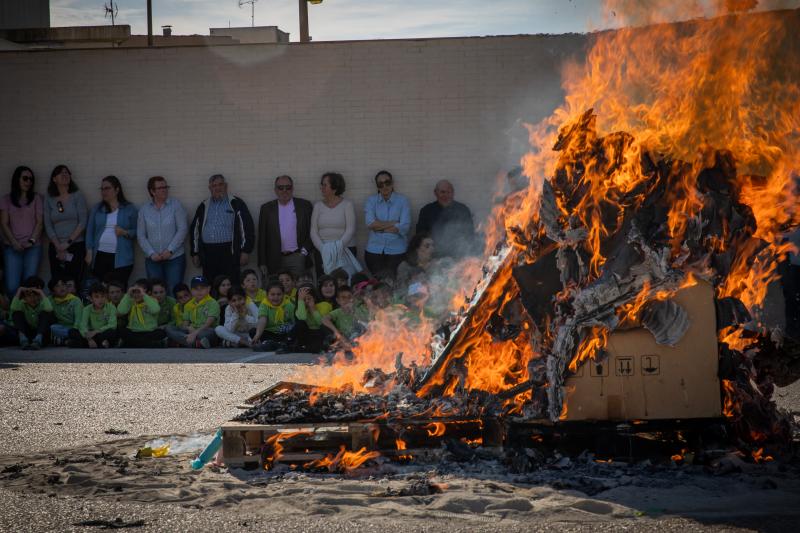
[286,2,798,437]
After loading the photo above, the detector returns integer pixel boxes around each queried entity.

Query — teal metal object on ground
[190,428,223,470]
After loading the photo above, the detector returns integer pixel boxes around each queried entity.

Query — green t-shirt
[79,302,117,337]
[49,294,82,328]
[326,305,368,338]
[182,295,220,329]
[10,296,54,328]
[295,300,332,330]
[258,300,295,334]
[157,296,176,327]
[117,294,160,332]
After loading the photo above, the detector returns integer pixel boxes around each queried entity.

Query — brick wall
[0,34,586,281]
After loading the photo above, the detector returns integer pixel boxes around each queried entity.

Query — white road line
[233,353,274,363]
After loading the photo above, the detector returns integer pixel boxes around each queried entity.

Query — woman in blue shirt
[85,176,138,288]
[364,170,411,279]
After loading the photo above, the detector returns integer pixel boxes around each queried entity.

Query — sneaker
[221,340,231,348]
[30,336,42,351]
[197,337,211,349]
[18,333,30,349]
[159,337,169,349]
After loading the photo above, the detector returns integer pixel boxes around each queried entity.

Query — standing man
[364,170,411,279]
[257,175,315,281]
[189,174,254,285]
[416,179,476,259]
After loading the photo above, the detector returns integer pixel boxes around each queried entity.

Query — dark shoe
[274,344,294,355]
[253,340,279,352]
[29,340,42,351]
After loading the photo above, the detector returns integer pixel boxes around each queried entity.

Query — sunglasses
[57,201,64,213]
[377,180,392,188]
[276,185,293,191]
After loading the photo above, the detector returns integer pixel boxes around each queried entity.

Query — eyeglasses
[377,180,392,188]
[276,185,293,191]
[20,175,33,182]
[56,201,64,213]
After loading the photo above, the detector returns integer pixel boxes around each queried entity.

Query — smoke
[143,432,216,455]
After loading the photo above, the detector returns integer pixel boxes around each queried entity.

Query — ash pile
[237,109,800,457]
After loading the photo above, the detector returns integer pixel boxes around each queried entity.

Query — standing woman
[137,176,188,293]
[310,172,359,275]
[85,176,138,288]
[0,166,44,296]
[43,165,88,283]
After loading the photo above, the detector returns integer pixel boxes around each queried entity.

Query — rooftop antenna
[104,0,119,26]
[238,0,258,28]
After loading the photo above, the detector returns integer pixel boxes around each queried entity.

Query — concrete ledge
[0,25,131,43]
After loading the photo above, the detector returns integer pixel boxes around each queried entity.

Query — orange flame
[262,431,310,471]
[303,446,380,473]
[424,422,446,437]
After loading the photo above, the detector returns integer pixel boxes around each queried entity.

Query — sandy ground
[1,347,799,532]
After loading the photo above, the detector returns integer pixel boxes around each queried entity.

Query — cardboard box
[563,280,722,421]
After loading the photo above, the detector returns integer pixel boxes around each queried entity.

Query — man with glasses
[364,170,411,279]
[189,174,254,284]
[257,175,315,281]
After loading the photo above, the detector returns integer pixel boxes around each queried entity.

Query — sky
[50,0,800,41]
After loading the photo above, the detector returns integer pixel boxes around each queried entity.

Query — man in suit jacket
[257,175,315,281]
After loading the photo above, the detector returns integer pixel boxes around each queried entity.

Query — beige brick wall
[0,34,586,281]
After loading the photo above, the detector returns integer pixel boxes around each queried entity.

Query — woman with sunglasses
[85,176,138,288]
[363,170,411,280]
[43,165,88,283]
[0,166,44,295]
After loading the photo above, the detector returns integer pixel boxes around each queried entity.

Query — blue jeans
[145,254,186,296]
[4,244,42,295]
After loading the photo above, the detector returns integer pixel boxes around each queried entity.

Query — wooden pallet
[222,417,503,469]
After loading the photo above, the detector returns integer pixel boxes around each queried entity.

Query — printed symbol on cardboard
[615,356,634,377]
[641,355,660,376]
[590,361,609,377]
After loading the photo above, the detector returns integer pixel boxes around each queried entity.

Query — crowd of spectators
[0,164,480,352]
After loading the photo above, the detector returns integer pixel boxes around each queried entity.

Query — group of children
[0,266,403,353]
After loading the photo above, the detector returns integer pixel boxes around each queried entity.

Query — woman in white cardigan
[310,172,359,275]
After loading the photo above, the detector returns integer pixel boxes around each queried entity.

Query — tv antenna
[239,0,258,27]
[104,1,119,26]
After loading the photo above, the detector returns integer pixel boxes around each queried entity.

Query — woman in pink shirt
[0,166,43,295]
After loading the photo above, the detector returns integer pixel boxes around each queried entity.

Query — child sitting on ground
[70,282,118,348]
[48,277,82,346]
[10,276,54,350]
[321,285,369,349]
[172,283,191,327]
[117,278,167,348]
[252,281,295,352]
[0,290,19,346]
[107,279,127,332]
[241,268,266,305]
[212,274,233,315]
[278,270,298,304]
[294,283,333,353]
[317,275,338,309]
[150,278,176,329]
[330,268,349,288]
[214,286,258,348]
[166,276,220,348]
